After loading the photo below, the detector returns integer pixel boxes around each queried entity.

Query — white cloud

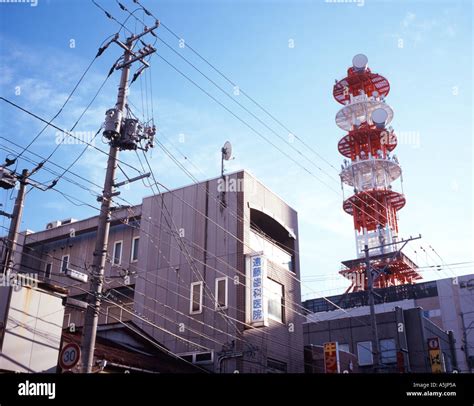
[395,11,439,47]
[401,12,416,28]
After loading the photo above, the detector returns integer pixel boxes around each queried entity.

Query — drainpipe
[217,352,243,373]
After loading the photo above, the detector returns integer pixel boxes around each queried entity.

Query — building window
[177,351,214,365]
[60,255,69,273]
[267,278,284,322]
[380,338,397,364]
[357,341,373,366]
[195,352,214,364]
[339,343,350,353]
[106,305,122,324]
[131,236,139,262]
[45,262,52,278]
[215,277,228,309]
[63,313,71,329]
[112,240,123,265]
[190,281,203,314]
[267,358,287,373]
[179,354,193,363]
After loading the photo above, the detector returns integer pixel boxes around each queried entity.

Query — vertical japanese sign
[324,342,340,373]
[248,254,268,327]
[427,337,443,373]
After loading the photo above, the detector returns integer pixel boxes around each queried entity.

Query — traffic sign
[427,337,440,350]
[59,342,81,370]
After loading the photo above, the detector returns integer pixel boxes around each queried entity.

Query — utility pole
[363,234,422,372]
[80,23,158,373]
[1,169,28,275]
[364,244,381,371]
[1,166,50,275]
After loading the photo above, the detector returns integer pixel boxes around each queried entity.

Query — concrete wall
[304,310,400,372]
[412,275,474,372]
[304,274,474,373]
[303,307,454,373]
[404,308,455,372]
[18,170,304,373]
[240,172,304,373]
[0,285,65,372]
[456,275,474,372]
[22,206,141,299]
[133,171,304,372]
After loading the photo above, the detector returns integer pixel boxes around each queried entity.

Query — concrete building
[61,322,203,373]
[14,170,305,373]
[0,280,66,372]
[304,306,457,373]
[303,274,474,372]
[304,344,359,373]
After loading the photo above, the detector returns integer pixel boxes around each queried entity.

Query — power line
[90,3,407,287]
[1,231,216,355]
[3,135,443,338]
[0,97,144,175]
[128,0,395,224]
[10,32,116,161]
[1,4,448,362]
[4,234,311,369]
[131,0,339,176]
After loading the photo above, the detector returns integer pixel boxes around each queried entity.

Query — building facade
[304,306,457,373]
[0,281,66,372]
[16,170,305,373]
[303,274,474,372]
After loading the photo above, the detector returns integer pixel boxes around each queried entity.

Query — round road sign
[59,342,81,370]
[427,338,440,350]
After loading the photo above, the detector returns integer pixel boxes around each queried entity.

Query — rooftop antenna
[221,141,232,178]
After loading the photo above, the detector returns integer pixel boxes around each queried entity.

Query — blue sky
[0,0,472,299]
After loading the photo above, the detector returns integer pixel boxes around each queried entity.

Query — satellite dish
[352,54,368,72]
[222,141,232,161]
[221,141,233,178]
[371,108,388,128]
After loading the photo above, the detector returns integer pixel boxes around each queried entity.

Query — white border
[130,236,139,263]
[215,277,228,310]
[112,240,123,265]
[190,281,203,314]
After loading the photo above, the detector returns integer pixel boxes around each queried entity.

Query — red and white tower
[334,54,421,292]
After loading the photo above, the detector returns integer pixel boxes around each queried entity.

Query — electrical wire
[10,32,116,160]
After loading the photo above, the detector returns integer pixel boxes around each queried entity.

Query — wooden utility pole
[80,23,159,373]
[1,169,28,275]
[1,166,50,275]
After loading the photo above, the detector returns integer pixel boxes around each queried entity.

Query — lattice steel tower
[334,54,421,292]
